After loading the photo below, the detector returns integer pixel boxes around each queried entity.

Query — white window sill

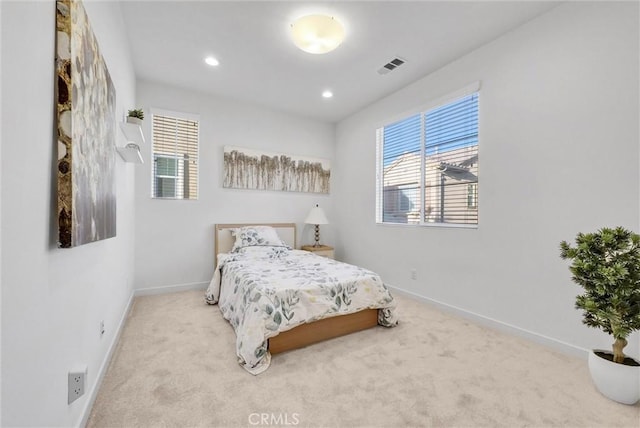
[376,221,478,230]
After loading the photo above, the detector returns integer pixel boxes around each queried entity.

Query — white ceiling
[120,1,560,123]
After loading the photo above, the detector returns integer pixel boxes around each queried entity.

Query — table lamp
[304,204,329,247]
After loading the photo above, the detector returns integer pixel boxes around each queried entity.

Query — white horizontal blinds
[424,93,478,225]
[152,114,199,199]
[381,114,422,224]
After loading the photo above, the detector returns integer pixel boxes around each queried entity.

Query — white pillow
[230,226,288,252]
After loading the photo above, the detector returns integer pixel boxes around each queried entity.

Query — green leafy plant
[560,227,640,364]
[127,109,144,120]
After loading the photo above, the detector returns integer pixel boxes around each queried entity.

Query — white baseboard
[134,281,208,296]
[79,291,135,428]
[387,285,589,360]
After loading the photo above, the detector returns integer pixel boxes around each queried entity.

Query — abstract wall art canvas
[56,0,116,248]
[223,146,330,194]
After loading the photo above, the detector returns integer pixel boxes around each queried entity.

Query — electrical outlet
[411,269,417,280]
[68,369,86,404]
[100,320,105,337]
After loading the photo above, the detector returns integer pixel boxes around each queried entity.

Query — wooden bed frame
[214,223,379,355]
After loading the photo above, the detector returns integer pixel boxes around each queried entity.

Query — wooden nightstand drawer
[301,245,335,259]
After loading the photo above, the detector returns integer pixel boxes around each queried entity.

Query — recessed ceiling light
[291,14,345,54]
[322,90,333,99]
[204,56,219,67]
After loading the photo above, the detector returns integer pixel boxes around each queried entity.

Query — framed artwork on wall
[223,146,330,194]
[55,0,117,248]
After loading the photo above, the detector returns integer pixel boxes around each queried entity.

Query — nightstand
[301,245,335,259]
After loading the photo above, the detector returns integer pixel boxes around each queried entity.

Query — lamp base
[313,224,321,247]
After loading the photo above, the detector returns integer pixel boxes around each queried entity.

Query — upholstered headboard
[214,223,297,262]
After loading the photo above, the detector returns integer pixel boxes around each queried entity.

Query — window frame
[376,83,480,229]
[149,108,200,200]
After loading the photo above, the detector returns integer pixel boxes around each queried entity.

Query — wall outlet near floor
[410,269,417,280]
[100,320,105,337]
[68,367,87,404]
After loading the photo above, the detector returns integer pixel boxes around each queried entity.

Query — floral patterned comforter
[205,247,398,374]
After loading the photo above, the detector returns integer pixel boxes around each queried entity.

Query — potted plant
[126,108,144,125]
[560,227,640,405]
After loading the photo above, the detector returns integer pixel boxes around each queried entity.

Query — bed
[206,223,398,374]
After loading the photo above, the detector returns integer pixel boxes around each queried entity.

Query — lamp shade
[290,14,344,54]
[305,204,329,225]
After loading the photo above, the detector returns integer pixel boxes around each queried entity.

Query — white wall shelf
[119,121,145,144]
[118,121,145,163]
[116,144,143,164]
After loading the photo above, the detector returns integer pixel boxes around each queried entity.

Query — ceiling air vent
[377,57,406,75]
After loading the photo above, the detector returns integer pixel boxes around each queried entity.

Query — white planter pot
[126,116,142,126]
[588,349,640,405]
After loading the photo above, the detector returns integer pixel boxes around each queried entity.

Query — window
[154,155,179,198]
[151,111,199,199]
[467,183,478,209]
[376,90,479,226]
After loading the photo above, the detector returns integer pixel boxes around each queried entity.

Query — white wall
[1,1,136,426]
[134,81,335,291]
[334,2,639,356]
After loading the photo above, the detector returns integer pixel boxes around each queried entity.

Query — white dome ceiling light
[290,14,345,54]
[204,56,219,66]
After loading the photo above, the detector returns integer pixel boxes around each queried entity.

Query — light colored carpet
[88,290,639,427]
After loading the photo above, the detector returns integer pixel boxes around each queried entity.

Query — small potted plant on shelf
[126,108,144,125]
[560,226,640,405]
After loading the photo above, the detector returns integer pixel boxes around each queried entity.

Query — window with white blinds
[151,112,199,200]
[376,92,479,226]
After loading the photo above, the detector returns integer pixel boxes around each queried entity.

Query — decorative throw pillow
[231,226,288,252]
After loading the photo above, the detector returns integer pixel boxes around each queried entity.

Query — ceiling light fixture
[204,56,219,67]
[290,14,345,54]
[322,90,333,99]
